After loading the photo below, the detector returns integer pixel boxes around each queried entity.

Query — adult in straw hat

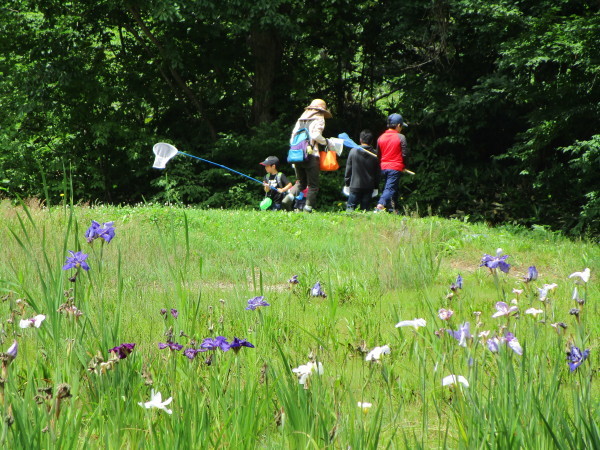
[283,99,332,212]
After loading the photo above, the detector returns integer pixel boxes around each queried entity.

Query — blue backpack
[288,121,312,163]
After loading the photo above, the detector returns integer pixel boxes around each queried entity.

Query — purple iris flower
[505,332,523,355]
[288,275,299,284]
[158,341,183,351]
[480,251,510,273]
[184,348,203,360]
[97,222,115,243]
[524,266,538,282]
[170,308,179,319]
[450,274,463,291]
[566,346,590,372]
[447,322,472,347]
[492,301,518,318]
[84,221,101,243]
[246,296,270,310]
[160,308,167,316]
[200,336,230,352]
[487,333,523,355]
[85,220,115,244]
[6,340,18,360]
[311,281,327,298]
[229,337,255,353]
[487,338,500,353]
[109,343,135,359]
[62,251,90,271]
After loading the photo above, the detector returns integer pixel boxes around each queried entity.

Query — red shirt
[377,129,406,171]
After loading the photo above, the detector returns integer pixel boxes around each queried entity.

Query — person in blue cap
[375,113,409,213]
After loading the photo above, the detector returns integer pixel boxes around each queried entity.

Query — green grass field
[0,201,598,448]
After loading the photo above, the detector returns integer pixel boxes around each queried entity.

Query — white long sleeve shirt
[290,110,327,148]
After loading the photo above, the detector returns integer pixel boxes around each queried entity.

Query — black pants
[290,155,320,208]
[347,189,373,211]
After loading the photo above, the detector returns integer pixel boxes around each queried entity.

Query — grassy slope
[0,202,598,447]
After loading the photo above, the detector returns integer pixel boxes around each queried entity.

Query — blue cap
[387,113,408,127]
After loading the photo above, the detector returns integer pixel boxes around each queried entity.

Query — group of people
[260,98,409,213]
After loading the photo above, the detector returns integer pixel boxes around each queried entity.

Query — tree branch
[372,59,436,103]
[126,5,217,140]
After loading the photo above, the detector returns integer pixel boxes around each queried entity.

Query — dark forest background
[1,0,598,237]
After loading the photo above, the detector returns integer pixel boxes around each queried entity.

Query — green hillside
[0,202,597,447]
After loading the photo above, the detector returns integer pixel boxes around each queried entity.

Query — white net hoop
[328,138,345,156]
[152,143,179,169]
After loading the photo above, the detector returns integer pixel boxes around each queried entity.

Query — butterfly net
[327,137,345,156]
[153,143,179,169]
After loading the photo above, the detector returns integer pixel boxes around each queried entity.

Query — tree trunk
[249,29,282,125]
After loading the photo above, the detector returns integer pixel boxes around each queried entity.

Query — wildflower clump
[292,360,324,386]
[85,220,116,244]
[449,274,463,294]
[442,375,469,388]
[357,402,372,414]
[158,341,183,351]
[491,301,518,318]
[487,332,523,355]
[19,314,46,329]
[310,282,327,298]
[246,296,270,310]
[524,266,538,283]
[566,346,590,372]
[0,340,18,407]
[110,343,136,359]
[138,389,173,414]
[396,318,426,329]
[58,297,83,319]
[63,251,90,271]
[366,345,391,362]
[87,343,135,375]
[480,249,510,273]
[447,322,472,347]
[229,337,255,353]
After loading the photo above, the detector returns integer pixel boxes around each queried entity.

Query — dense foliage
[1,0,598,236]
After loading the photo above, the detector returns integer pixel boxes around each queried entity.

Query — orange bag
[319,149,339,171]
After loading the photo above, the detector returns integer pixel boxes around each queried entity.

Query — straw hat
[305,99,332,118]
